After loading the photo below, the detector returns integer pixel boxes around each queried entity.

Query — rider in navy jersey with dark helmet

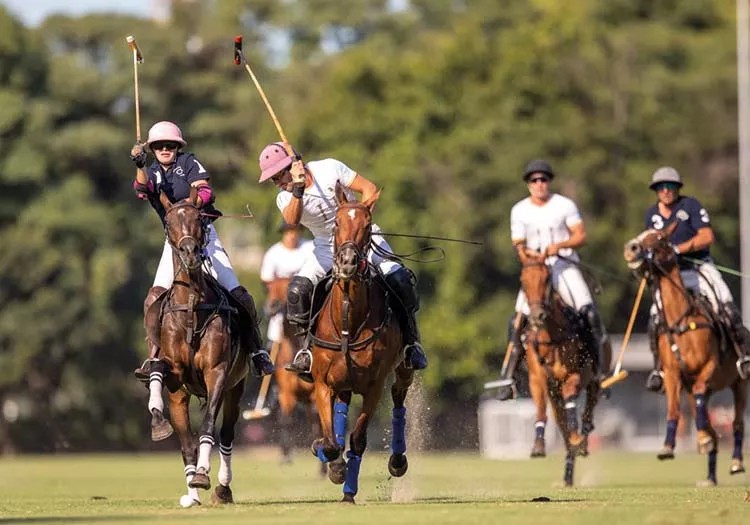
[129,121,274,381]
[642,166,750,392]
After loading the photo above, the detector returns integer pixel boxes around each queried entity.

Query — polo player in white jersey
[257,142,428,382]
[260,222,314,348]
[495,159,612,400]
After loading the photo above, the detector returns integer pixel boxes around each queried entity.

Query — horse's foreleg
[691,366,716,457]
[212,380,245,504]
[311,381,339,463]
[167,387,201,507]
[191,362,229,491]
[561,373,584,453]
[579,380,601,457]
[730,380,747,475]
[277,375,296,462]
[527,358,548,458]
[342,390,381,504]
[389,365,414,477]
[148,361,174,441]
[659,367,682,460]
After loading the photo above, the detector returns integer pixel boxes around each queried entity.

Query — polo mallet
[601,277,647,389]
[243,341,280,420]
[233,35,296,158]
[125,35,144,142]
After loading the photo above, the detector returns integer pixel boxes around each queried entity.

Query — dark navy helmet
[523,159,555,182]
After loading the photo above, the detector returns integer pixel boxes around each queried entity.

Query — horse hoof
[150,411,174,442]
[211,484,233,504]
[388,453,408,477]
[730,459,745,475]
[657,447,675,461]
[696,478,717,488]
[328,457,346,485]
[530,438,546,458]
[697,435,715,455]
[189,472,211,490]
[341,493,356,504]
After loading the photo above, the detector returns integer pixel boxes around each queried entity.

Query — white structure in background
[478,399,561,459]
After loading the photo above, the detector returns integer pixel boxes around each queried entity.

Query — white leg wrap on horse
[535,421,546,429]
[148,372,164,413]
[218,443,232,486]
[197,436,214,473]
[184,465,200,502]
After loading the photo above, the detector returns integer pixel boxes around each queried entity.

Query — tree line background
[0,0,744,452]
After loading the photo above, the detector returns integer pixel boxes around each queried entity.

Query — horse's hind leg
[167,387,201,507]
[212,380,245,505]
[730,381,747,475]
[563,449,576,487]
[389,365,414,477]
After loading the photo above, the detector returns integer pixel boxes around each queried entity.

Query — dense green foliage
[0,0,745,451]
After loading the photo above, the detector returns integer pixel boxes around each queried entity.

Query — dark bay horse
[519,250,601,486]
[624,224,746,484]
[264,276,322,470]
[154,190,251,506]
[309,182,414,503]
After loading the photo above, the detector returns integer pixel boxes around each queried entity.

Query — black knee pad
[287,276,314,325]
[385,267,419,313]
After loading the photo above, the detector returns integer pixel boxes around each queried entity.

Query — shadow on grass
[0,518,149,524]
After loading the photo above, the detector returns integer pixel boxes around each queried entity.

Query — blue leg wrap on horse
[316,445,328,463]
[334,401,349,450]
[343,451,362,496]
[708,449,717,482]
[534,422,545,440]
[564,397,578,433]
[695,394,708,431]
[733,430,743,459]
[665,419,678,447]
[392,407,407,455]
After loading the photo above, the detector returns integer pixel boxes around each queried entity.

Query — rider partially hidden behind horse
[129,121,274,381]
[496,159,612,400]
[257,142,428,382]
[642,166,750,391]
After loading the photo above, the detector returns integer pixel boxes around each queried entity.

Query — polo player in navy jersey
[643,166,750,392]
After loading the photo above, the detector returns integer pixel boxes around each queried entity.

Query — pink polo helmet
[146,121,187,147]
[258,142,299,182]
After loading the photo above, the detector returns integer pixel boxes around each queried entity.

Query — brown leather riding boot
[134,286,167,381]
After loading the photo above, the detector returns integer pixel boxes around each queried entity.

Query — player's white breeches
[649,261,733,316]
[266,312,284,343]
[296,228,401,285]
[152,223,240,291]
[515,259,593,315]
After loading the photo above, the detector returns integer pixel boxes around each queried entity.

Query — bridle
[164,201,208,274]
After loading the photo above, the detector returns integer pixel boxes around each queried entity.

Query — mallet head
[126,35,144,64]
[233,35,243,65]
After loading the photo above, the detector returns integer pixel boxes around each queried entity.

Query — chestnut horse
[154,190,251,506]
[264,276,322,470]
[308,182,413,503]
[624,224,746,484]
[519,250,601,486]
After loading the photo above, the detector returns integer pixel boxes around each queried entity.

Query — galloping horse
[624,224,746,484]
[264,276,321,469]
[308,182,414,503]
[153,189,251,506]
[519,250,601,486]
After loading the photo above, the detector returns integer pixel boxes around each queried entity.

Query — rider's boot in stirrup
[497,313,524,401]
[385,268,428,370]
[284,276,314,383]
[723,302,750,380]
[134,286,167,382]
[645,315,664,393]
[231,286,274,377]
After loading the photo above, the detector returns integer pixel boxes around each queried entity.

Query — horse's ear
[361,188,382,213]
[335,181,350,205]
[159,191,173,210]
[188,186,198,206]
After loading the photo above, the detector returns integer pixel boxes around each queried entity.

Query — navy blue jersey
[643,195,711,264]
[143,152,220,224]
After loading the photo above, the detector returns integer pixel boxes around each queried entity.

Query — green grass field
[0,448,748,524]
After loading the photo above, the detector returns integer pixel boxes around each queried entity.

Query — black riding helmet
[523,159,555,182]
